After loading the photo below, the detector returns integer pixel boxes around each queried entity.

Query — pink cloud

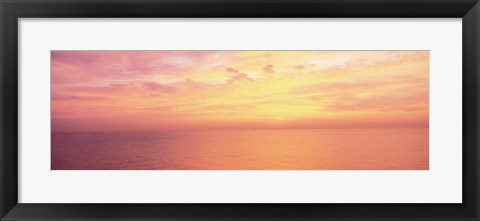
[51,93,105,101]
[58,84,133,95]
[227,73,253,84]
[51,51,220,85]
[143,82,177,93]
[226,67,239,73]
[224,67,254,84]
[263,64,275,74]
[51,51,428,132]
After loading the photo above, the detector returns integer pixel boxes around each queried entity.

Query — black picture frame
[1,0,479,220]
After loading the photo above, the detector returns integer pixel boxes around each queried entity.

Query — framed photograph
[1,0,479,220]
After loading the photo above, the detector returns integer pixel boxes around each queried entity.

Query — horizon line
[51,127,429,133]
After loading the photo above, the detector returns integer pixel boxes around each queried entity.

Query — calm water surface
[51,128,428,170]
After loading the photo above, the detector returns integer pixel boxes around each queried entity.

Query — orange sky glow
[51,51,429,132]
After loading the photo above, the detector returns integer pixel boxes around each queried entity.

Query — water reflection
[51,128,428,170]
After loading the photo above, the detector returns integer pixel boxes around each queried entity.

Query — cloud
[305,51,428,73]
[51,51,219,85]
[263,64,275,74]
[320,93,428,112]
[59,84,133,95]
[51,51,429,131]
[51,94,106,101]
[143,82,177,93]
[292,73,427,94]
[294,65,304,70]
[226,67,239,73]
[227,73,253,84]
[225,67,254,84]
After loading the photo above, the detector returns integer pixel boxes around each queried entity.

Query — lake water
[51,128,428,170]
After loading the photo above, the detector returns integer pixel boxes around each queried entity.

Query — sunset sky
[51,51,429,132]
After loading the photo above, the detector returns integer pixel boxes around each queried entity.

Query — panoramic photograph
[51,50,429,170]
